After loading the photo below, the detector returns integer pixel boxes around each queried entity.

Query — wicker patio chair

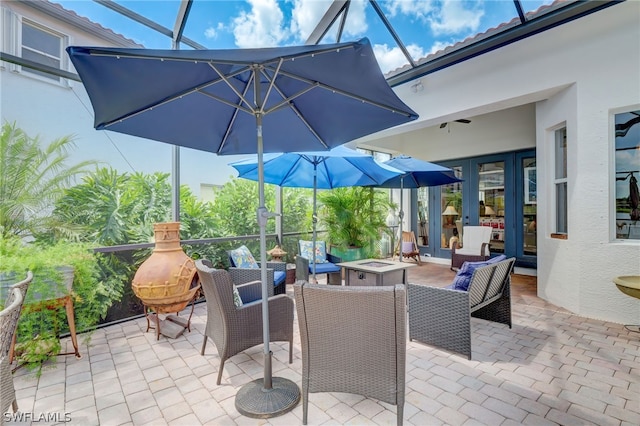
[227,246,286,296]
[295,240,342,284]
[195,260,294,385]
[450,225,492,270]
[4,272,33,364]
[294,282,406,425]
[408,257,515,359]
[1,281,28,416]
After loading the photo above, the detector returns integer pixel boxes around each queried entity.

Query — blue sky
[55,0,554,74]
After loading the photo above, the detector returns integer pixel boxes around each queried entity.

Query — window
[614,110,640,240]
[554,127,568,235]
[21,20,64,82]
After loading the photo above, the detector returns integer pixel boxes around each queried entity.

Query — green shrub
[1,236,107,375]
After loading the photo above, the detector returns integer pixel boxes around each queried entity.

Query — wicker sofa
[294,282,406,425]
[408,257,515,359]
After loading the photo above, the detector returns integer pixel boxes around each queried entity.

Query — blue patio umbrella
[230,145,403,280]
[376,155,462,261]
[67,38,418,417]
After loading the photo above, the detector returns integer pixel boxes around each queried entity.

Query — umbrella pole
[256,122,272,389]
[312,164,318,282]
[235,113,299,419]
[398,177,404,262]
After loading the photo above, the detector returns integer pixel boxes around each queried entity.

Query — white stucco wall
[360,1,640,324]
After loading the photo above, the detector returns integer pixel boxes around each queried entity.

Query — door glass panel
[417,187,429,246]
[440,166,463,249]
[478,161,505,254]
[523,158,537,255]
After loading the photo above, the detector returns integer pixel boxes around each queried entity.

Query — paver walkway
[8,262,640,425]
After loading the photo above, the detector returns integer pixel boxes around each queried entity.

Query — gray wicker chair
[408,257,515,359]
[1,273,30,416]
[227,250,287,296]
[295,240,342,284]
[195,260,294,385]
[294,282,406,425]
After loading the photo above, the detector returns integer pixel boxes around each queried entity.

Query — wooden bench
[407,258,515,359]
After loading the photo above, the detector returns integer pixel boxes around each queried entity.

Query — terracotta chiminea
[131,222,200,339]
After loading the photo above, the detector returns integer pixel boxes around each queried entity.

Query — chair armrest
[452,240,460,254]
[407,283,469,326]
[228,268,275,297]
[295,256,310,281]
[480,242,491,256]
[326,252,342,264]
[237,294,294,326]
[264,262,286,272]
[236,280,262,303]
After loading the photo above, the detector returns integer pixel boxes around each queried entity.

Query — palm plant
[0,122,95,239]
[319,187,392,253]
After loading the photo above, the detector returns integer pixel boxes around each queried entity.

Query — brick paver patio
[7,261,640,425]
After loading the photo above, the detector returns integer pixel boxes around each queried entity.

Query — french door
[417,150,536,266]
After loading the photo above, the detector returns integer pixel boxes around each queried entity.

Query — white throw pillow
[232,285,243,307]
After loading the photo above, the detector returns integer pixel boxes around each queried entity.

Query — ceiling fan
[440,119,471,128]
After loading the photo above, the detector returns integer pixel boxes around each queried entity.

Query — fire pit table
[338,259,416,287]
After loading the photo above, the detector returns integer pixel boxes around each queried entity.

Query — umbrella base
[235,377,300,418]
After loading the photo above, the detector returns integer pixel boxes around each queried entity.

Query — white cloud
[387,0,436,20]
[204,23,224,40]
[290,0,332,42]
[386,0,483,35]
[342,0,368,37]
[429,40,450,54]
[232,0,289,48]
[290,0,367,43]
[429,0,484,35]
[372,43,426,74]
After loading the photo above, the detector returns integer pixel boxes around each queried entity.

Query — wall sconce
[410,81,424,93]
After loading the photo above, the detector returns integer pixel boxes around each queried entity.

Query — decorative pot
[330,246,366,262]
[131,222,199,313]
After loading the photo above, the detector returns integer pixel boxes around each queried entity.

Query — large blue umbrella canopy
[230,146,403,280]
[67,38,418,414]
[376,155,462,261]
[380,155,462,188]
[67,38,417,155]
[230,146,402,188]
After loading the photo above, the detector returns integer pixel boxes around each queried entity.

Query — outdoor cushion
[451,255,507,291]
[299,240,328,263]
[274,271,286,285]
[402,241,414,252]
[311,262,341,274]
[229,245,259,269]
[232,285,243,307]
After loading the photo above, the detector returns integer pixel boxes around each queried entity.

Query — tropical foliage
[0,122,95,239]
[1,237,105,375]
[318,186,393,256]
[207,177,313,262]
